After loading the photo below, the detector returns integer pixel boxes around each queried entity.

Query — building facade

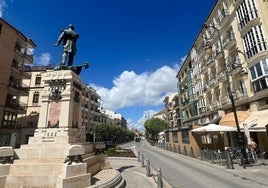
[0,18,36,147]
[18,66,52,145]
[176,0,268,155]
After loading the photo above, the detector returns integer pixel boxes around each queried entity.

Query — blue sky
[0,0,215,130]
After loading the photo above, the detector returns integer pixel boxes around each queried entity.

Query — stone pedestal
[2,70,107,188]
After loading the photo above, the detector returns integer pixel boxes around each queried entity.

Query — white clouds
[35,53,51,66]
[127,110,157,131]
[90,62,182,131]
[0,0,7,17]
[91,64,179,111]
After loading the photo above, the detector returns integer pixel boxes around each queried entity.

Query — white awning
[191,124,236,133]
[240,109,268,132]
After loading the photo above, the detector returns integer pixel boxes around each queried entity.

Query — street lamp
[203,23,250,167]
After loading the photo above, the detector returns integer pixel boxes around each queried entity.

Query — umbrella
[191,124,237,133]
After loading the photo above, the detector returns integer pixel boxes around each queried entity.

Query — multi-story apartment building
[18,66,52,145]
[176,0,268,155]
[163,93,179,128]
[162,92,200,154]
[0,18,36,147]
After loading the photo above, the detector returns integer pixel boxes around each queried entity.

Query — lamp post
[203,23,249,167]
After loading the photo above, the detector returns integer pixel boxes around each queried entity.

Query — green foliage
[144,118,168,142]
[106,147,116,155]
[92,123,135,143]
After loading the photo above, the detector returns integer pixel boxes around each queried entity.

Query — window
[256,63,263,77]
[165,132,169,142]
[181,130,189,144]
[201,134,218,144]
[250,66,257,79]
[0,23,2,33]
[238,80,247,98]
[252,77,268,92]
[32,92,39,104]
[250,58,268,92]
[2,111,17,129]
[236,0,258,29]
[172,132,178,143]
[35,76,41,85]
[243,25,267,59]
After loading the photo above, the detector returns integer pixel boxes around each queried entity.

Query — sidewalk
[109,157,172,188]
[225,163,268,187]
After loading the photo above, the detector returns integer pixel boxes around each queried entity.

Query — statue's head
[68,24,74,30]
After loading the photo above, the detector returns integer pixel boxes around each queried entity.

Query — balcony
[208,76,217,87]
[229,59,242,75]
[202,85,208,92]
[217,71,227,83]
[216,8,230,27]
[200,64,208,74]
[196,89,204,97]
[206,58,215,68]
[223,31,236,50]
[198,106,206,114]
[11,60,31,79]
[213,49,223,61]
[234,90,248,100]
[212,100,220,110]
[205,83,212,92]
[182,99,190,106]
[5,101,27,114]
[221,96,230,106]
[14,44,34,64]
[8,81,29,96]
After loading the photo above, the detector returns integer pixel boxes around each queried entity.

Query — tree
[92,123,134,143]
[144,118,168,142]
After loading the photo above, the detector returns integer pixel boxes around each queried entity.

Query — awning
[219,111,251,127]
[191,124,236,133]
[240,109,268,132]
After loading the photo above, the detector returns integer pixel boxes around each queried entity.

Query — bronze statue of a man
[55,24,79,66]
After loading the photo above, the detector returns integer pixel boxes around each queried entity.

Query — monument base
[0,69,115,187]
[1,128,109,188]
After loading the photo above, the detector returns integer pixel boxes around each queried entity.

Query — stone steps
[4,173,91,188]
[8,163,88,176]
[90,169,125,188]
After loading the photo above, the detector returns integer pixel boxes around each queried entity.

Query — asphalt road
[122,140,268,188]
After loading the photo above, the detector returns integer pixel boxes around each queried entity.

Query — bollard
[146,158,152,177]
[178,145,181,154]
[157,168,163,188]
[141,154,145,167]
[137,151,140,162]
[224,149,234,169]
[228,149,234,169]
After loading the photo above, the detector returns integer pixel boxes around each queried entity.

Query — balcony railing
[223,31,236,49]
[221,96,230,105]
[216,8,230,26]
[14,44,34,63]
[8,81,29,93]
[217,71,227,83]
[209,76,217,87]
[12,60,31,78]
[234,90,248,100]
[200,64,208,74]
[5,101,27,113]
